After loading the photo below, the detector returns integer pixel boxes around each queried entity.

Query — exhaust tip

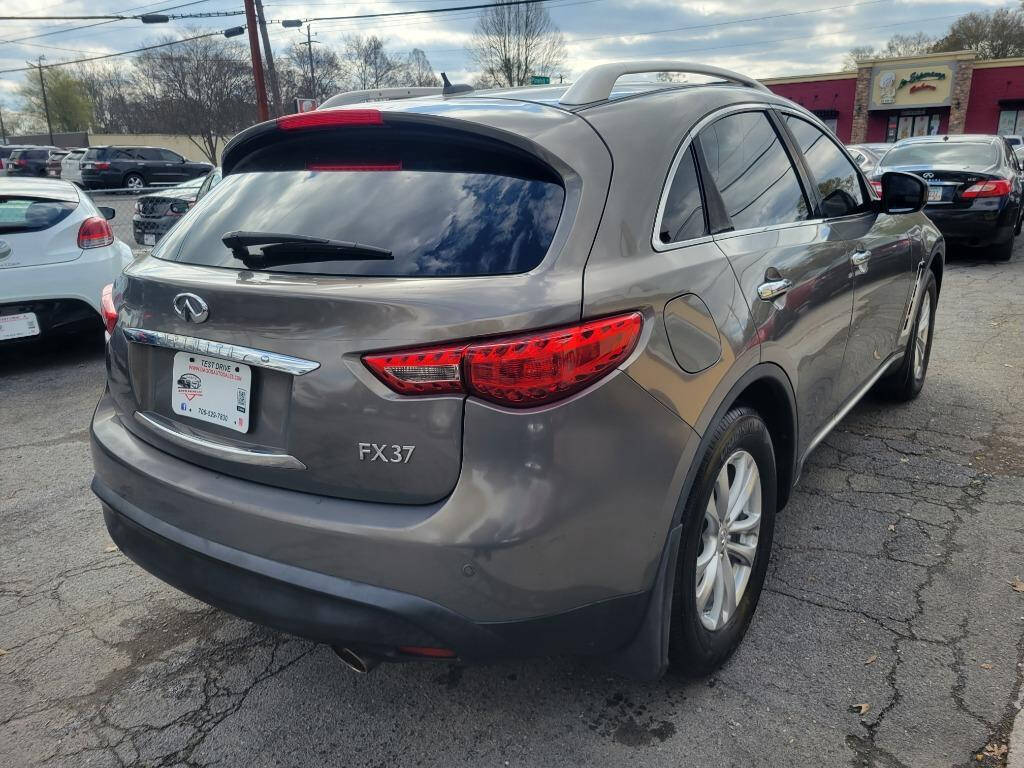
[332,646,380,674]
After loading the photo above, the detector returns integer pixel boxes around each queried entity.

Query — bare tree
[345,35,403,90]
[404,48,441,87]
[881,32,935,58]
[933,8,1024,59]
[843,45,875,69]
[280,41,346,103]
[468,1,565,87]
[134,34,255,162]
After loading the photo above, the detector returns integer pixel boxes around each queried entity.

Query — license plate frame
[0,312,40,341]
[143,233,157,246]
[927,185,943,202]
[171,352,252,433]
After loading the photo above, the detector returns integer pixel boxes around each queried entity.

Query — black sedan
[132,168,221,246]
[871,134,1023,260]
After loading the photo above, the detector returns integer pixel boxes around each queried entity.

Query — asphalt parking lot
[1,243,1022,768]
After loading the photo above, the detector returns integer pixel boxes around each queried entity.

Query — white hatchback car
[0,178,132,343]
[60,149,86,186]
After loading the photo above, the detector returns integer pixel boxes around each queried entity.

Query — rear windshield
[0,196,76,233]
[882,142,998,167]
[154,127,565,277]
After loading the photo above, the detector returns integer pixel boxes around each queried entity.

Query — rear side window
[699,111,809,230]
[0,197,76,233]
[659,146,707,244]
[158,149,182,162]
[155,127,565,277]
[785,116,869,218]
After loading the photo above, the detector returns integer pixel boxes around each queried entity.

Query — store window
[998,109,1024,135]
[885,112,941,142]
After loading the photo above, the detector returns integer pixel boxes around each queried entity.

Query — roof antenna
[440,72,473,96]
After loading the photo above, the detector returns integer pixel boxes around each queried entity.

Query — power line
[0,30,224,73]
[0,0,210,45]
[307,0,554,23]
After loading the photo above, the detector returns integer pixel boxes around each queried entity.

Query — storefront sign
[869,62,956,110]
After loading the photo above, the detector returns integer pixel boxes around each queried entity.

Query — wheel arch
[606,362,798,681]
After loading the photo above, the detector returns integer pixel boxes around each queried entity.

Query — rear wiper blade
[221,230,393,262]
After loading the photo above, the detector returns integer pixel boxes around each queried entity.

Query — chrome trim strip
[134,411,306,470]
[123,328,320,376]
[802,352,902,462]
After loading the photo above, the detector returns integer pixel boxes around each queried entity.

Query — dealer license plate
[143,233,157,246]
[0,312,40,340]
[927,186,943,202]
[171,352,252,433]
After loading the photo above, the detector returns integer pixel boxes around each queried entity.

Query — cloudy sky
[0,0,1013,103]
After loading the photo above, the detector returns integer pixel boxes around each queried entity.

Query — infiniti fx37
[90,62,943,679]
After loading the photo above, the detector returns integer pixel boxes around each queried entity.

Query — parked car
[1015,146,1024,167]
[45,148,71,178]
[80,145,213,191]
[132,168,222,246]
[871,134,1023,260]
[0,177,132,342]
[61,148,86,186]
[5,146,59,177]
[0,144,32,174]
[846,143,883,174]
[91,62,943,680]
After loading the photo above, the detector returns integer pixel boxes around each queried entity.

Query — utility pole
[254,0,282,116]
[0,103,7,144]
[300,24,319,102]
[241,0,269,122]
[36,56,54,145]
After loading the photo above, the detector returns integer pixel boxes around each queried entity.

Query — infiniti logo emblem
[921,172,934,179]
[172,293,209,323]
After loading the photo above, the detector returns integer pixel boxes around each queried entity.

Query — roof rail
[318,87,443,109]
[558,61,771,106]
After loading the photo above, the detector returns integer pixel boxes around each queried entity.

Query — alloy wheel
[695,449,762,631]
[914,299,931,381]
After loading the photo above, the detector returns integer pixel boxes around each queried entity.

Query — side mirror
[880,171,927,214]
[98,206,116,220]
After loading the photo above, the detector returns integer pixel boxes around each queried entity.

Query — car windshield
[0,196,76,233]
[881,142,999,167]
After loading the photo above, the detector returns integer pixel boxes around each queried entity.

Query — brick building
[762,50,1024,144]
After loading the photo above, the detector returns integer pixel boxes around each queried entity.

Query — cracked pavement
[1,245,1023,768]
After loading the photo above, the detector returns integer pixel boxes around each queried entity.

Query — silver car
[90,61,943,679]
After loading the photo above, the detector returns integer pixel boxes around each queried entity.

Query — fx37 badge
[358,443,415,464]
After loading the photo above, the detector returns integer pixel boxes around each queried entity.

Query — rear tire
[994,230,1015,261]
[878,271,937,401]
[123,173,145,192]
[668,406,777,677]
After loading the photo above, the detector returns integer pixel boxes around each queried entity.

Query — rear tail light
[363,312,644,408]
[277,109,382,131]
[961,179,1011,199]
[78,216,114,249]
[100,283,117,334]
[93,161,110,170]
[307,162,402,172]
[870,180,882,196]
[17,158,27,166]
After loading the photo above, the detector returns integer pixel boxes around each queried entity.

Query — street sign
[530,76,550,85]
[294,98,318,113]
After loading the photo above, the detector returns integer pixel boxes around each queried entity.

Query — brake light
[93,161,110,170]
[17,158,27,166]
[100,283,117,334]
[363,312,644,408]
[78,216,114,248]
[870,180,882,196]
[307,162,402,172]
[961,179,1011,198]
[277,109,382,131]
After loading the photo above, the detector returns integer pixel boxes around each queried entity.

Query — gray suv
[90,61,943,680]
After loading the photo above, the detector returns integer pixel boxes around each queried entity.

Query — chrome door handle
[757,278,793,301]
[851,250,871,275]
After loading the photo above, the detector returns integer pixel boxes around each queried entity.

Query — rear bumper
[0,298,98,340]
[90,366,697,657]
[97,483,647,660]
[925,203,1017,245]
[81,170,124,189]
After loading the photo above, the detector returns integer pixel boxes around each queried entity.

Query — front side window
[785,116,869,219]
[659,146,707,244]
[698,111,809,230]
